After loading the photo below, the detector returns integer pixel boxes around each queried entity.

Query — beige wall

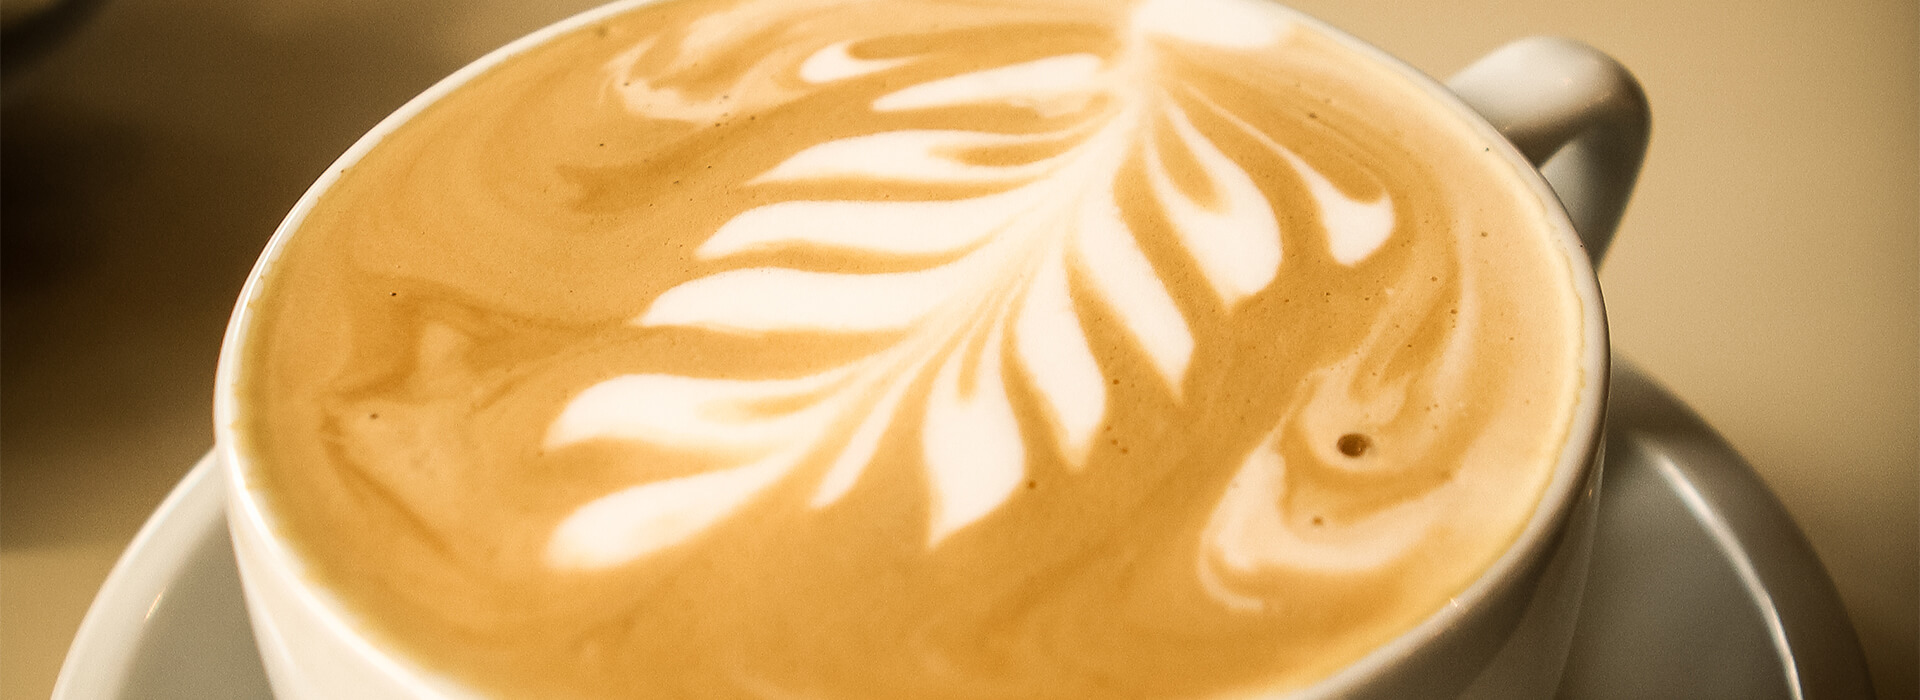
[2,0,1913,698]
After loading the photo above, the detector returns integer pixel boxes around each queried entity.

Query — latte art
[545,0,1399,569]
[237,0,1585,696]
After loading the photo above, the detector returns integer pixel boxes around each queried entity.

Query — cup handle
[1447,38,1650,266]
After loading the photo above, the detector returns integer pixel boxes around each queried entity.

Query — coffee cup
[215,0,1648,697]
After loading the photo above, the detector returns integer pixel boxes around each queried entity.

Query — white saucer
[52,360,1874,699]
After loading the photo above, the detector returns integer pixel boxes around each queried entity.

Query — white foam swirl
[800,40,913,83]
[1197,430,1446,611]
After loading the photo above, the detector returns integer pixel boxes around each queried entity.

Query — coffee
[234,0,1585,695]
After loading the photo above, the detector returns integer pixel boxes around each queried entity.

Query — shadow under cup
[214,0,1625,697]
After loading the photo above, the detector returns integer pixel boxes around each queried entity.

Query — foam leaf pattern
[1146,102,1283,303]
[922,325,1027,545]
[872,54,1106,113]
[636,264,971,334]
[1013,246,1105,466]
[699,191,1037,259]
[543,8,1399,569]
[755,130,1057,185]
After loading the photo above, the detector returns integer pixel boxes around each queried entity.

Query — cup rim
[213,0,1612,696]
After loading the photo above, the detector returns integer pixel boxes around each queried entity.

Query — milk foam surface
[238,0,1584,695]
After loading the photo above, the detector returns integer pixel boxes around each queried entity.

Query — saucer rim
[51,450,226,699]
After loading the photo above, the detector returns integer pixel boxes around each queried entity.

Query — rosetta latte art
[544,0,1395,570]
[238,0,1584,694]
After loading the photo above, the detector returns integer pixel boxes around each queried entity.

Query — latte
[233,0,1585,695]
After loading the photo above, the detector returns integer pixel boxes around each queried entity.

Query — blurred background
[1,0,1913,698]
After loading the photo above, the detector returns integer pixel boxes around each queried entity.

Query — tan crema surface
[233,0,1582,696]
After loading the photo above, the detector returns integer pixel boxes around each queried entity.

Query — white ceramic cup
[214,2,1650,697]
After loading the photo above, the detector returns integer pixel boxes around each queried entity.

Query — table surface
[2,1,1913,698]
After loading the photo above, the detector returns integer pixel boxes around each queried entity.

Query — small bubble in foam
[1337,433,1370,457]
